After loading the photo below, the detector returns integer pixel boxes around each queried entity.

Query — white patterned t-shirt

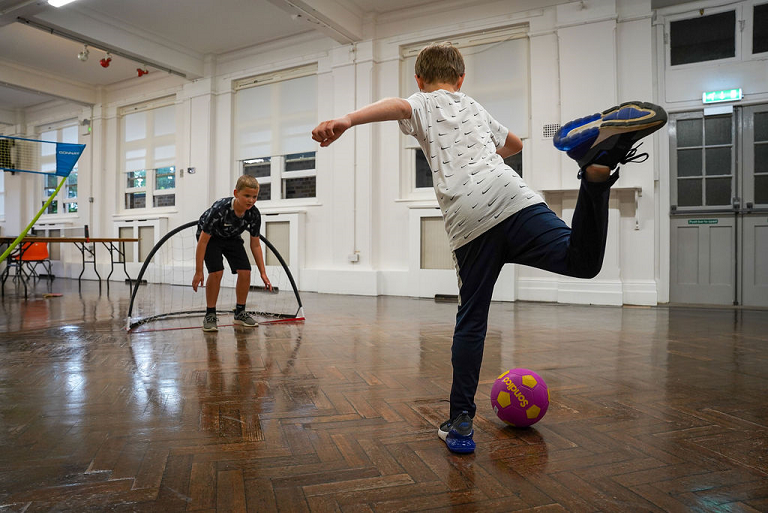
[398,90,544,250]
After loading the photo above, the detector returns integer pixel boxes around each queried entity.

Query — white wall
[14,0,686,306]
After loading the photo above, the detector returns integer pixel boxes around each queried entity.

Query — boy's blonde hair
[236,174,260,192]
[414,42,465,85]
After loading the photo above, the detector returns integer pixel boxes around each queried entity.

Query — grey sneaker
[554,101,667,177]
[233,310,258,327]
[437,411,475,454]
[202,313,218,332]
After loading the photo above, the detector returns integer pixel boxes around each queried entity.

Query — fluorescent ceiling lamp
[48,0,79,7]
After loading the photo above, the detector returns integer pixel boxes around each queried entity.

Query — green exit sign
[702,88,742,104]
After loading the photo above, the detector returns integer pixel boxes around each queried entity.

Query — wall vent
[542,123,561,139]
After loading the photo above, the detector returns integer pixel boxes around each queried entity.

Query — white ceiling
[0,0,698,113]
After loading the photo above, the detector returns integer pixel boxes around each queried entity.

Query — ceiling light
[77,45,89,62]
[48,0,79,7]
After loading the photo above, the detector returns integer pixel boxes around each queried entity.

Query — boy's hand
[261,272,273,292]
[192,271,204,292]
[312,116,351,147]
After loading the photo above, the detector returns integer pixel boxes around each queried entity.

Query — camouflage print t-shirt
[196,197,261,240]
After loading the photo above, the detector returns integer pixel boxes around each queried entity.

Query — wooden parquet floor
[0,279,767,512]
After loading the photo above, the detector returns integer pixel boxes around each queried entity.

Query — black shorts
[203,236,251,274]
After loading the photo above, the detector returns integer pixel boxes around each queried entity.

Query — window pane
[755,175,768,205]
[44,201,57,214]
[40,130,56,154]
[678,149,702,177]
[756,144,768,174]
[677,119,702,147]
[705,147,731,176]
[153,194,175,207]
[153,105,175,137]
[678,178,702,207]
[754,3,768,54]
[755,112,768,141]
[259,183,271,201]
[283,176,316,199]
[64,202,78,213]
[127,170,146,189]
[705,115,732,145]
[61,125,78,144]
[285,152,315,172]
[66,172,77,198]
[670,11,736,65]
[155,166,175,190]
[125,192,146,209]
[154,144,175,168]
[124,111,147,142]
[125,148,147,173]
[244,157,271,178]
[415,149,432,188]
[705,177,732,206]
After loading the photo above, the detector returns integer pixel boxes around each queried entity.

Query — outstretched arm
[312,97,412,147]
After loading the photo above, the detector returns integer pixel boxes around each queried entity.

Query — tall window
[667,2,768,64]
[401,28,529,191]
[235,66,317,201]
[120,100,176,209]
[670,10,736,66]
[673,113,734,209]
[39,123,79,215]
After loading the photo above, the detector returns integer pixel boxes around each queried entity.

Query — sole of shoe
[202,326,218,332]
[233,319,258,327]
[444,431,476,454]
[554,101,667,152]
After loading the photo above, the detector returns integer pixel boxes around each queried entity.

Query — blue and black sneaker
[554,101,667,177]
[437,411,475,454]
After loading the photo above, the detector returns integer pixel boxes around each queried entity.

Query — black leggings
[449,172,619,419]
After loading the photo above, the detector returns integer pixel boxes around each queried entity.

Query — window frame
[398,26,530,200]
[241,152,317,203]
[664,4,751,70]
[748,0,768,56]
[669,110,736,212]
[38,121,80,218]
[119,98,177,212]
[234,65,319,205]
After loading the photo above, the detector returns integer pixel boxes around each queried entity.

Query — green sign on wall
[688,219,719,225]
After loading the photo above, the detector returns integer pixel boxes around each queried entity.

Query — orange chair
[11,242,53,280]
[1,242,52,295]
[18,242,53,279]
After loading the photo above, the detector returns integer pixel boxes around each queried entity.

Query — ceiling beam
[0,57,96,105]
[266,0,363,45]
[23,6,204,79]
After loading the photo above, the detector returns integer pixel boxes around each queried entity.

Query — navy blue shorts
[203,236,251,274]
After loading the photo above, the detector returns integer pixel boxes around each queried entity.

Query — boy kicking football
[312,42,666,453]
